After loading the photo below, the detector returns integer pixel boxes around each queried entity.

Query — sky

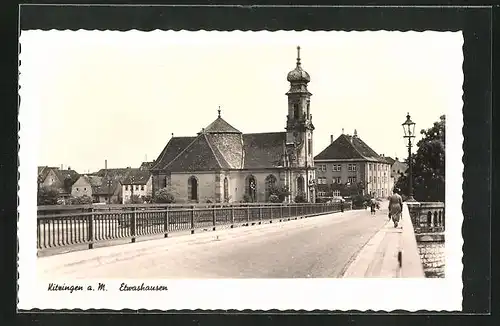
[20,31,463,174]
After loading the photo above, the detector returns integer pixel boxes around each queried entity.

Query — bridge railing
[37,202,352,250]
[406,202,445,234]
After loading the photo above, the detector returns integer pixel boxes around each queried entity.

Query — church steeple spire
[296,46,301,67]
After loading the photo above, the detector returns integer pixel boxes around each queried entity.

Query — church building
[150,47,316,203]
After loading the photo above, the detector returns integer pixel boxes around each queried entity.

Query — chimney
[60,164,63,170]
[68,166,71,170]
[105,159,108,170]
[330,135,334,144]
[353,129,358,138]
[341,128,344,135]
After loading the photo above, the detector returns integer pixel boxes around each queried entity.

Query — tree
[70,195,93,205]
[267,184,290,203]
[153,187,176,203]
[395,115,445,202]
[127,194,143,204]
[37,186,60,205]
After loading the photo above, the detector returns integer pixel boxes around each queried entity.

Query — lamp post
[402,112,416,202]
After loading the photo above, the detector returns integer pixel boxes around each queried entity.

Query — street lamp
[402,112,416,201]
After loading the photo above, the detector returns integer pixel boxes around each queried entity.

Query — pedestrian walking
[340,198,345,212]
[388,188,403,227]
[370,198,377,215]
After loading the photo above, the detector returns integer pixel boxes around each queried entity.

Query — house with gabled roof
[314,130,393,199]
[121,169,153,203]
[39,166,80,199]
[150,47,316,203]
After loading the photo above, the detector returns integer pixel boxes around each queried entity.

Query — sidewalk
[342,203,425,278]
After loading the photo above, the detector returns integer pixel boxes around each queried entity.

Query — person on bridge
[369,198,377,215]
[388,188,404,228]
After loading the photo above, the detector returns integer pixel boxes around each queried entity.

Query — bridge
[37,201,444,279]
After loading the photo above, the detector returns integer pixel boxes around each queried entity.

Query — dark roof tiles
[242,132,287,169]
[202,117,242,134]
[121,169,152,185]
[314,134,386,162]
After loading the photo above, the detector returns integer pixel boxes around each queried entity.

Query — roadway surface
[38,204,389,279]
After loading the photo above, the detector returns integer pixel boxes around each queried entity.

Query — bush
[268,194,280,203]
[242,194,252,203]
[37,186,60,205]
[127,194,143,204]
[267,185,290,203]
[352,194,370,209]
[294,192,307,203]
[153,187,176,203]
[70,195,93,205]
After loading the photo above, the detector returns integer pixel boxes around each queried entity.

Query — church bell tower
[285,46,315,202]
[285,46,314,168]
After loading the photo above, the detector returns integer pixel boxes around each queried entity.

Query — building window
[347,163,357,172]
[125,185,128,191]
[333,190,340,197]
[334,177,341,184]
[265,174,277,200]
[333,164,341,172]
[246,175,257,202]
[76,188,79,191]
[297,175,305,193]
[84,188,86,191]
[347,177,357,184]
[317,177,326,185]
[141,185,144,191]
[188,176,198,201]
[223,177,229,202]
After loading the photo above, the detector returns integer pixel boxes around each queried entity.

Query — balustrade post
[88,207,94,249]
[259,206,263,224]
[280,204,283,220]
[164,207,169,238]
[212,206,216,231]
[131,207,136,243]
[191,205,195,234]
[246,205,250,226]
[230,206,235,228]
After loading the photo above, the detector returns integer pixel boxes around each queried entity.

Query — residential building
[150,47,316,203]
[384,156,408,189]
[314,131,393,199]
[121,169,153,203]
[38,166,80,200]
[91,178,122,203]
[139,161,155,171]
[71,175,97,198]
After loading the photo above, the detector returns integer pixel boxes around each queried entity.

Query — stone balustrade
[406,201,445,234]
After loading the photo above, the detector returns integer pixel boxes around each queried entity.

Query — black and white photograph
[18,26,464,311]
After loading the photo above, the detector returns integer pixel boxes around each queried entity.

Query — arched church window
[245,175,257,202]
[187,176,198,202]
[265,174,277,200]
[297,175,305,193]
[223,177,229,203]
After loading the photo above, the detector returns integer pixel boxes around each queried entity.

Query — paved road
[38,204,389,279]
